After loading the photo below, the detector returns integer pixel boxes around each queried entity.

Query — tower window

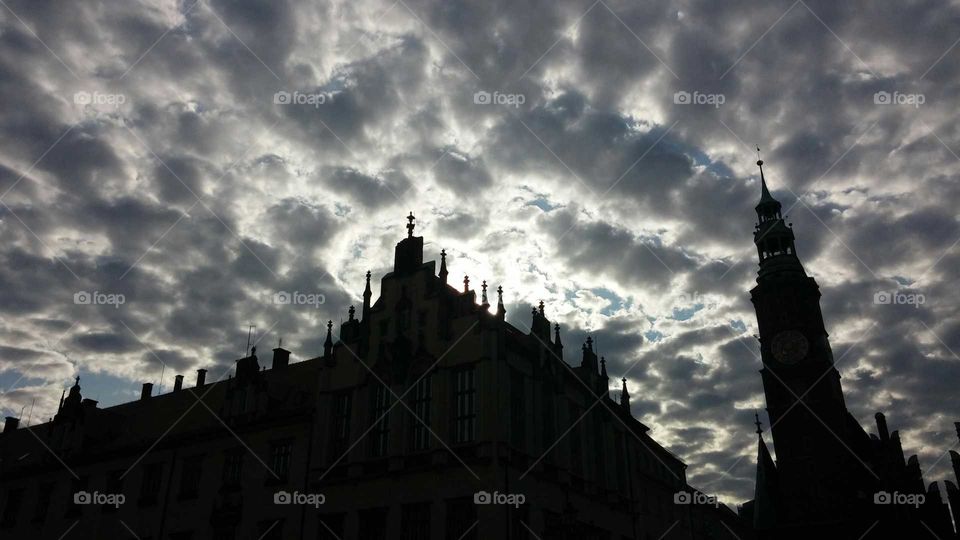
[329,391,352,459]
[453,367,477,443]
[409,375,432,451]
[370,383,391,457]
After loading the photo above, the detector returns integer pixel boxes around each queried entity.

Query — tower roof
[754,152,782,215]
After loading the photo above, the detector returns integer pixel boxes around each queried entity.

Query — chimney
[3,417,19,433]
[173,375,184,392]
[196,369,207,387]
[272,347,291,370]
[875,412,889,441]
[141,383,153,400]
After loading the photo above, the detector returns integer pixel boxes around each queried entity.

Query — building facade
[0,215,744,539]
[741,158,960,539]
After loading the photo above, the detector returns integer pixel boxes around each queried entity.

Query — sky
[0,0,959,505]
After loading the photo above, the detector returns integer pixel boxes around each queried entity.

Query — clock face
[771,330,809,365]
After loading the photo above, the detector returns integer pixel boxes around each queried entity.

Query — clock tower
[749,156,869,522]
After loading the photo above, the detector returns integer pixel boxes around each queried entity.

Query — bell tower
[748,154,865,520]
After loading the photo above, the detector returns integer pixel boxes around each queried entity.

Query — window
[222,450,243,486]
[1,487,24,527]
[614,432,627,494]
[66,476,88,517]
[32,482,52,522]
[401,502,431,540]
[139,464,162,505]
[453,367,477,443]
[358,507,388,540]
[329,391,352,459]
[269,441,292,481]
[370,383,391,457]
[318,513,345,540]
[409,375,432,451]
[510,369,525,446]
[568,403,583,475]
[541,384,555,451]
[103,470,123,513]
[179,456,202,499]
[445,497,476,540]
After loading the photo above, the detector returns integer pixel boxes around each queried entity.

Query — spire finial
[554,322,562,345]
[497,285,503,303]
[586,335,593,350]
[406,212,415,237]
[348,305,355,321]
[538,300,545,316]
[439,250,448,283]
[755,412,764,435]
[463,275,469,292]
[620,377,630,412]
[481,280,488,305]
[600,356,608,378]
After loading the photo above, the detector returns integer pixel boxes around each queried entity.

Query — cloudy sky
[1,0,959,504]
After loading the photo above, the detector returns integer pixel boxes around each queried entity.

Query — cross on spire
[406,212,416,237]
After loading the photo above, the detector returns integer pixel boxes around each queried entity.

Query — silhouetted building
[740,158,960,539]
[0,214,745,539]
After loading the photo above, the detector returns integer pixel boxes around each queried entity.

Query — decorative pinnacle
[463,275,470,292]
[348,305,355,321]
[497,285,503,303]
[481,280,488,304]
[755,412,764,435]
[406,212,415,237]
[538,300,545,316]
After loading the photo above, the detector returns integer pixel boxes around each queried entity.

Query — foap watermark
[272,291,326,308]
[673,90,725,108]
[873,290,925,308]
[874,491,924,508]
[873,91,924,108]
[74,291,125,308]
[673,490,719,507]
[474,490,525,508]
[473,90,525,108]
[74,490,125,508]
[73,91,126,107]
[273,90,327,108]
[676,291,718,305]
[274,490,325,507]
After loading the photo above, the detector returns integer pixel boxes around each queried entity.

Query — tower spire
[496,285,505,319]
[439,249,448,284]
[619,377,631,414]
[362,270,372,319]
[323,320,334,358]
